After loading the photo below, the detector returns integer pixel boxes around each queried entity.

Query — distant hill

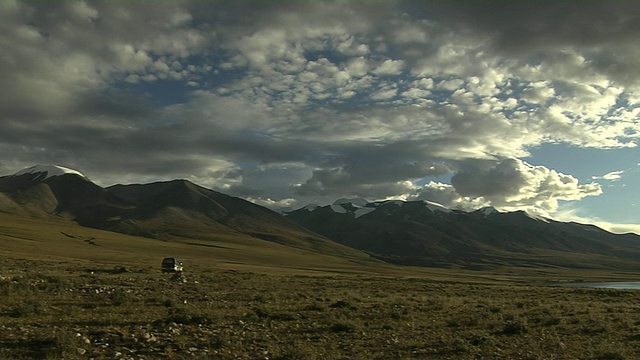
[0,165,129,220]
[0,165,367,260]
[285,198,640,270]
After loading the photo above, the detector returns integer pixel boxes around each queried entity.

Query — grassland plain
[3,214,640,359]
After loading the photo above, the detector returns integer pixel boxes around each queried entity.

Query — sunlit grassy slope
[4,212,640,284]
[0,213,396,276]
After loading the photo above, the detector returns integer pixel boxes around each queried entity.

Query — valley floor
[2,257,640,359]
[3,214,640,359]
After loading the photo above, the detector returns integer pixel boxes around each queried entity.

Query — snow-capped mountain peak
[422,200,451,213]
[290,198,566,224]
[523,210,550,223]
[479,206,499,216]
[333,197,370,207]
[14,165,86,180]
[292,198,455,219]
[328,198,375,218]
[301,203,320,212]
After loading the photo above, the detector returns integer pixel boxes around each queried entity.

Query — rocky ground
[2,259,640,359]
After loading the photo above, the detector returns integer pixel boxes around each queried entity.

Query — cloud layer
[1,1,639,222]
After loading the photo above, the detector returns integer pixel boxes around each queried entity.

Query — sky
[1,1,639,234]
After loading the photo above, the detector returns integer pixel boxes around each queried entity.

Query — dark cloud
[415,2,640,51]
[451,158,527,198]
[447,157,601,212]
[77,90,157,119]
[291,139,450,197]
[411,2,640,85]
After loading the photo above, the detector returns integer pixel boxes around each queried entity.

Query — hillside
[285,199,640,270]
[0,166,373,263]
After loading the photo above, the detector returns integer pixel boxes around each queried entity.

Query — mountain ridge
[0,166,370,262]
[2,165,640,270]
[284,199,640,269]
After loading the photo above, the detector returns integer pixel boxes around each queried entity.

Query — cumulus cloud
[373,59,405,76]
[414,158,602,214]
[451,158,601,212]
[415,181,489,211]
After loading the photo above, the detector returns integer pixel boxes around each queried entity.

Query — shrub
[8,299,44,317]
[302,303,325,312]
[271,312,297,321]
[165,306,216,325]
[500,318,528,335]
[329,300,351,309]
[329,321,357,333]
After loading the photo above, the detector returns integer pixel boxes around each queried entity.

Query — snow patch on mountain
[301,204,320,211]
[329,204,348,213]
[423,200,451,213]
[329,198,378,218]
[292,198,559,224]
[524,211,550,223]
[333,198,370,207]
[354,207,376,218]
[315,198,454,218]
[14,165,85,180]
[479,206,499,216]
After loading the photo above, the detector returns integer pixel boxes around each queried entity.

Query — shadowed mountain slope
[0,170,134,221]
[285,199,640,269]
[106,180,348,255]
[0,167,369,260]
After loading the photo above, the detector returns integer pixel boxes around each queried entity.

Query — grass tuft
[329,321,357,333]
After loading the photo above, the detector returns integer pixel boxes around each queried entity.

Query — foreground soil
[2,258,640,359]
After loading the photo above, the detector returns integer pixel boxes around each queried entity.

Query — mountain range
[2,165,640,270]
[285,198,640,269]
[0,165,362,259]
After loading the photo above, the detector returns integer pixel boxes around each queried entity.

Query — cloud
[414,158,602,214]
[416,3,640,53]
[593,171,624,181]
[415,181,489,211]
[1,0,639,227]
[553,208,640,236]
[373,59,405,76]
[291,140,449,200]
[428,3,640,90]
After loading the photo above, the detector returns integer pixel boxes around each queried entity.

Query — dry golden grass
[3,261,640,359]
[0,213,390,275]
[3,213,640,359]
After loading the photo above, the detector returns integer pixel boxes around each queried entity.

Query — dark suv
[161,257,183,273]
